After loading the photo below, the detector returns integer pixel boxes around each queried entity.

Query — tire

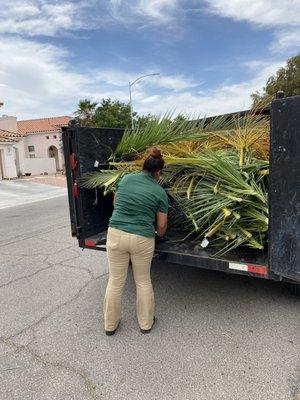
[288,283,300,297]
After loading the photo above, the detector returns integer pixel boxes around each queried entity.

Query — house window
[46,136,49,139]
[53,135,57,139]
[28,145,35,152]
[29,154,35,158]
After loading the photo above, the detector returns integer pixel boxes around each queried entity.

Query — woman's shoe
[140,317,156,334]
[105,323,119,336]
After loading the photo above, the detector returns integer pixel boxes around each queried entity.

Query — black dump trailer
[62,95,300,294]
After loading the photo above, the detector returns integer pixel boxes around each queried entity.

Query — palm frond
[80,108,270,253]
[78,170,123,193]
[114,112,250,159]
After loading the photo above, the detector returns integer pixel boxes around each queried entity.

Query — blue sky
[0,0,299,119]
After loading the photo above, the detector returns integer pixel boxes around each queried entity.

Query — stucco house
[0,115,70,179]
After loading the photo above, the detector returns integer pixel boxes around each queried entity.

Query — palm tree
[74,99,98,126]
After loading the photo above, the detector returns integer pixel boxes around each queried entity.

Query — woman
[104,147,168,335]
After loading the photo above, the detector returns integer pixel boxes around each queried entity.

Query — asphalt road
[0,195,299,400]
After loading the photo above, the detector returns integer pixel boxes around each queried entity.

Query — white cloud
[95,70,199,91]
[0,34,285,120]
[134,60,285,117]
[0,1,292,121]
[203,0,300,51]
[140,95,161,104]
[95,70,135,87]
[272,28,300,51]
[203,0,300,27]
[108,0,179,25]
[0,36,128,118]
[0,36,168,118]
[0,0,181,38]
[2,0,298,53]
[133,0,179,22]
[156,75,200,91]
[107,0,300,50]
[0,0,82,36]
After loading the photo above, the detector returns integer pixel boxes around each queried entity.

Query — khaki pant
[104,227,155,331]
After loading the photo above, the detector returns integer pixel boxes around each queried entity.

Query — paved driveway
[0,196,299,400]
[0,180,66,209]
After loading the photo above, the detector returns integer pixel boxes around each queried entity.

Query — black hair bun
[143,146,165,173]
[150,147,163,159]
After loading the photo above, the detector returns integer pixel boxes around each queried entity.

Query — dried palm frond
[156,110,269,162]
[114,112,241,159]
[80,109,270,252]
[166,152,268,252]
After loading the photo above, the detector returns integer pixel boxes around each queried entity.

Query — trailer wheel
[288,283,300,297]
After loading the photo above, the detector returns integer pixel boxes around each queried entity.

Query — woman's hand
[156,212,168,236]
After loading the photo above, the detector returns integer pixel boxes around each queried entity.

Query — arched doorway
[48,145,60,171]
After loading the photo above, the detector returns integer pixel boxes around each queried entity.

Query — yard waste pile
[80,111,269,254]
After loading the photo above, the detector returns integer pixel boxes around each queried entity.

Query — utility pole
[128,73,160,130]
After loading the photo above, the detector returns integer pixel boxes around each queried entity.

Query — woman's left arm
[156,212,168,236]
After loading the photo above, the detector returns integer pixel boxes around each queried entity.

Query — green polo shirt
[109,172,168,238]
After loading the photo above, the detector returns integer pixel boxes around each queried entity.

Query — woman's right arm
[156,212,168,236]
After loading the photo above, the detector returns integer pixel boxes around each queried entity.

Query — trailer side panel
[269,95,300,281]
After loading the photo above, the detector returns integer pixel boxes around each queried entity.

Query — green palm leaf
[78,170,122,191]
[114,112,242,158]
[79,109,270,253]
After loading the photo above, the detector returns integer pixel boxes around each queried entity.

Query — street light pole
[129,73,160,130]
[129,81,133,130]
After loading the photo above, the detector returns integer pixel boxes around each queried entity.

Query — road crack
[0,248,82,290]
[0,337,102,400]
[0,257,54,290]
[0,224,69,247]
[0,243,76,258]
[6,273,107,340]
[59,263,96,279]
[1,274,108,399]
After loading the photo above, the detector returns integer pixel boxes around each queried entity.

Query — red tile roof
[17,116,70,136]
[0,129,23,143]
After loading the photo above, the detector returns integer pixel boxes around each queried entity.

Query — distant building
[0,115,70,179]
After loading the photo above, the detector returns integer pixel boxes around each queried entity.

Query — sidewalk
[21,174,67,188]
[0,179,66,209]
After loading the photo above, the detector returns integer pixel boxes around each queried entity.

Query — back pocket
[107,229,121,250]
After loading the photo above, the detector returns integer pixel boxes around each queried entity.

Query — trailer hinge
[72,182,80,197]
[69,153,77,170]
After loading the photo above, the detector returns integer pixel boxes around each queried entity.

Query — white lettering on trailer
[229,263,248,272]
